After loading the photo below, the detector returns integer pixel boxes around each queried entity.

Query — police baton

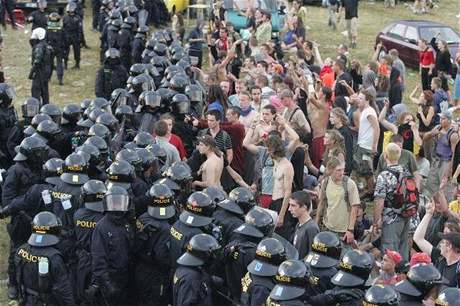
[215,290,241,306]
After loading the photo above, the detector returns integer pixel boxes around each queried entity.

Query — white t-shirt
[357,106,377,150]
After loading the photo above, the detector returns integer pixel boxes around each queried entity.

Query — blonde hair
[385,143,401,163]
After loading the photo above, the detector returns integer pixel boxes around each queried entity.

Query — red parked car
[376,20,460,74]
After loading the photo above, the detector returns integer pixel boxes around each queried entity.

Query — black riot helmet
[203,187,227,205]
[66,1,77,13]
[364,285,400,306]
[36,119,62,142]
[185,84,203,103]
[81,180,107,212]
[84,136,108,155]
[147,183,175,219]
[176,233,221,267]
[171,50,185,65]
[163,161,193,186]
[96,113,119,132]
[123,16,136,27]
[129,74,152,95]
[0,83,16,107]
[61,153,90,185]
[108,18,122,31]
[138,90,161,111]
[435,288,460,306]
[43,158,64,184]
[148,143,167,168]
[13,136,47,164]
[164,65,183,78]
[62,103,82,124]
[28,212,62,247]
[153,43,168,57]
[395,264,446,299]
[143,63,160,78]
[103,185,130,212]
[229,187,256,214]
[40,104,62,124]
[75,144,101,167]
[47,12,61,29]
[111,88,129,108]
[115,149,142,171]
[24,113,52,137]
[129,63,146,77]
[21,97,40,119]
[153,177,180,193]
[104,48,121,65]
[81,98,92,112]
[171,93,190,115]
[106,160,135,190]
[136,147,157,170]
[331,249,374,288]
[304,231,342,269]
[88,123,111,142]
[115,105,133,122]
[109,8,121,19]
[179,192,215,227]
[233,207,275,239]
[269,260,310,301]
[133,132,154,148]
[169,75,189,94]
[156,87,174,111]
[91,97,112,113]
[136,25,149,35]
[248,238,287,277]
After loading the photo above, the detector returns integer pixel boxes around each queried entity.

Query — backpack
[386,168,419,218]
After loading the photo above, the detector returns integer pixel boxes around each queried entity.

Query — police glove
[85,284,99,300]
[0,206,10,219]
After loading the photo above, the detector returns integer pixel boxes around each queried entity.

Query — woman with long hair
[205,84,229,120]
[192,135,224,189]
[430,38,452,91]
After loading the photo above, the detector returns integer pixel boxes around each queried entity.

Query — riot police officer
[7,97,39,160]
[134,183,176,306]
[303,231,342,294]
[29,27,52,105]
[309,249,374,306]
[40,103,62,125]
[1,136,48,299]
[394,263,446,306]
[228,187,257,214]
[91,185,136,306]
[162,161,193,206]
[173,233,221,306]
[241,238,286,306]
[131,26,148,64]
[118,17,135,70]
[266,259,310,306]
[73,180,106,304]
[169,191,216,268]
[27,0,48,30]
[14,212,75,305]
[435,288,460,306]
[364,285,400,306]
[47,12,65,85]
[106,159,135,191]
[33,119,65,158]
[63,1,83,69]
[76,144,106,181]
[0,83,18,167]
[95,48,129,100]
[207,187,244,245]
[135,147,159,185]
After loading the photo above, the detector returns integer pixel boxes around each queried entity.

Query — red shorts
[311,136,325,168]
[259,194,273,209]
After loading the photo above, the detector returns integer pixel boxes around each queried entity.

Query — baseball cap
[409,252,432,267]
[385,249,402,265]
[438,232,460,249]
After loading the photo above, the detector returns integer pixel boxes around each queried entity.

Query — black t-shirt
[341,0,359,19]
[334,72,353,97]
[431,247,459,287]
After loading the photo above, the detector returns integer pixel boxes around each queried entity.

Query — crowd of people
[0,0,459,305]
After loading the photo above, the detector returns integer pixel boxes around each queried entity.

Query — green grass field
[0,0,459,303]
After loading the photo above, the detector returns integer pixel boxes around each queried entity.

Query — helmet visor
[22,103,40,118]
[105,194,130,211]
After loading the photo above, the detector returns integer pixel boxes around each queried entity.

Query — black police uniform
[63,10,83,69]
[241,273,275,306]
[47,15,65,85]
[131,177,149,217]
[27,10,48,30]
[134,213,173,306]
[95,50,129,100]
[117,25,133,70]
[0,0,16,29]
[91,0,101,31]
[131,33,145,64]
[14,212,75,306]
[30,38,52,105]
[170,219,204,268]
[212,202,244,245]
[0,104,18,166]
[7,121,27,160]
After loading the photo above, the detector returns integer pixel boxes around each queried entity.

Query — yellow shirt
[449,200,460,214]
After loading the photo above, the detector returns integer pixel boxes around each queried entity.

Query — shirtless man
[308,91,330,168]
[192,135,224,189]
[251,104,278,144]
[267,134,295,240]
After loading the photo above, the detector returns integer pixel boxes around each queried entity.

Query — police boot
[72,61,80,69]
[64,61,68,70]
[59,78,64,85]
[8,284,18,300]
